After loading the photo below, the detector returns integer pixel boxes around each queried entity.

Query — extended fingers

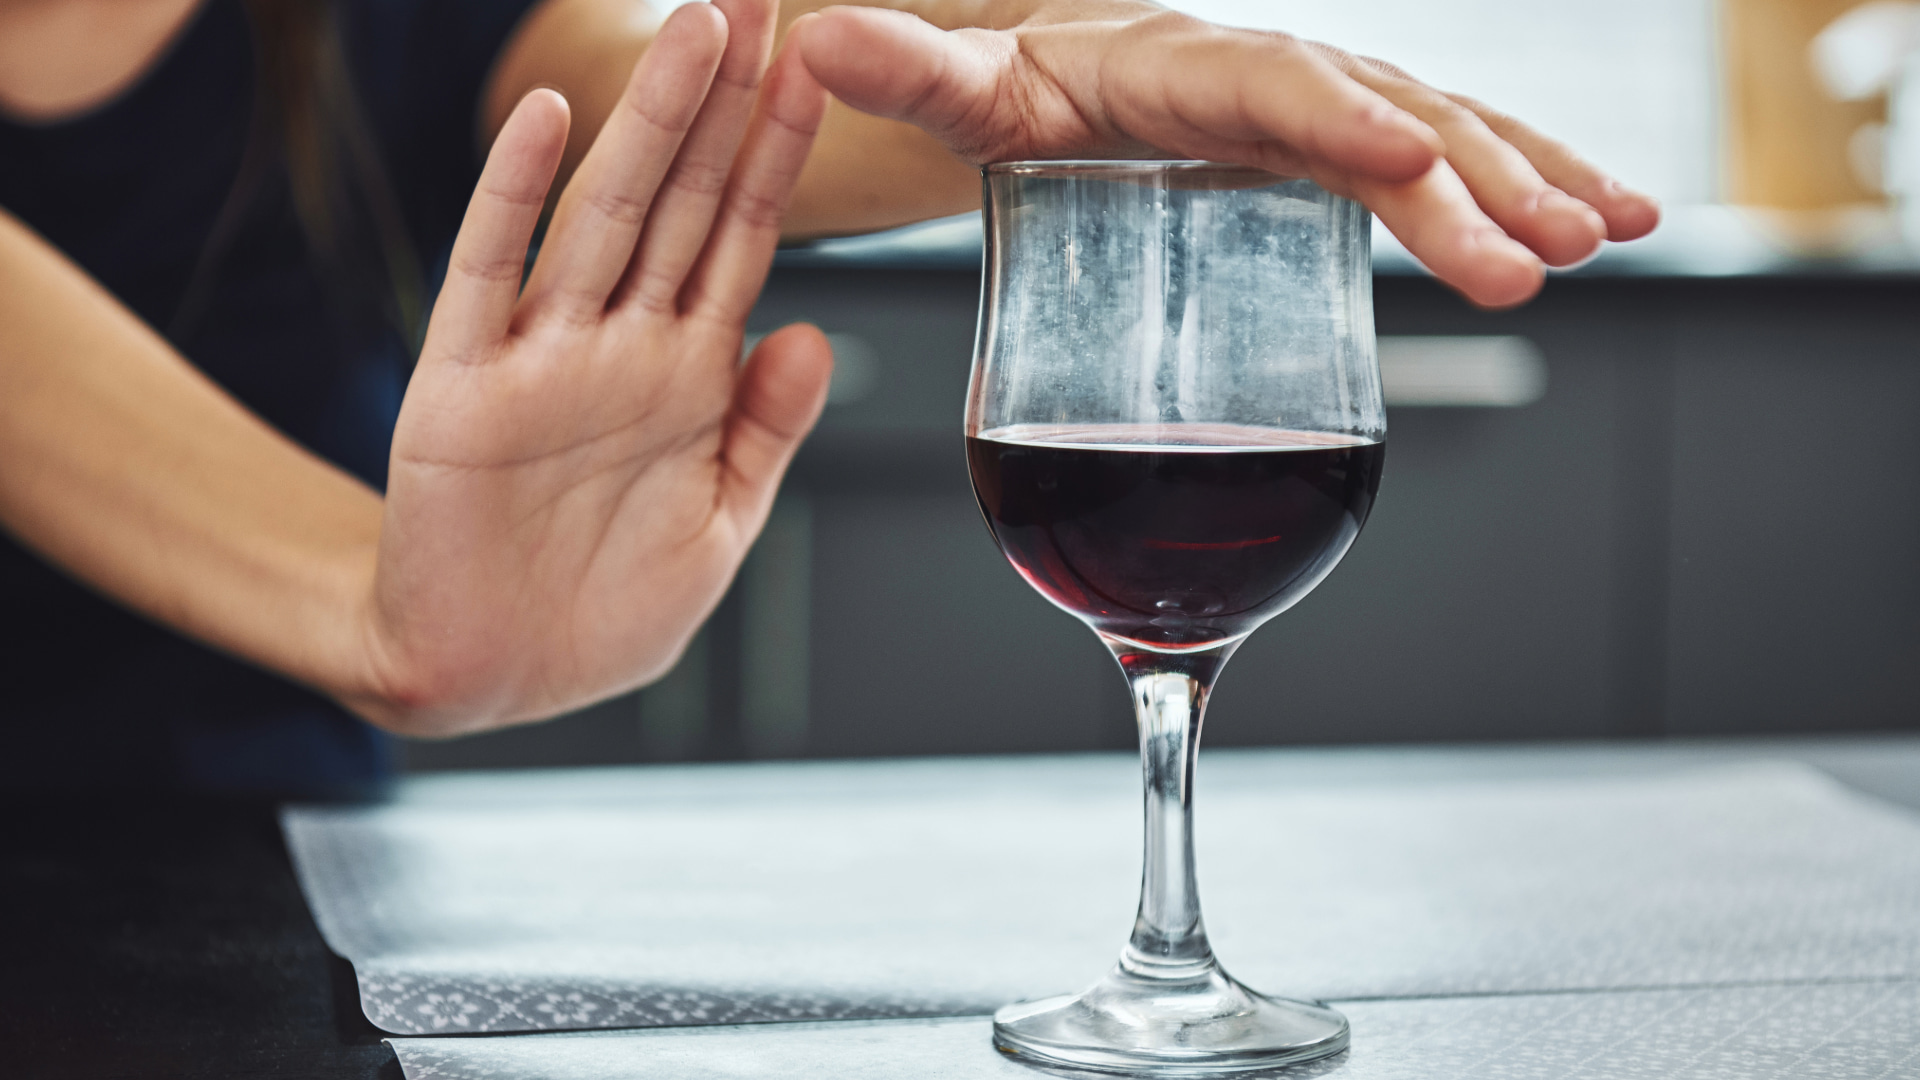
[518,2,728,322]
[425,89,569,364]
[613,0,783,313]
[1344,160,1544,309]
[1445,92,1661,243]
[1328,59,1602,267]
[680,37,831,325]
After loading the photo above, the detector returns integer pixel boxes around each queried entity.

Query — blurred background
[405,0,1920,771]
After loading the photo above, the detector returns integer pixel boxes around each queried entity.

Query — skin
[0,0,1659,737]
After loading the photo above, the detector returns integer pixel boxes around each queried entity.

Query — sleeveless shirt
[0,0,538,794]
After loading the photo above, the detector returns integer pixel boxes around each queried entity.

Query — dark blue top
[0,0,538,795]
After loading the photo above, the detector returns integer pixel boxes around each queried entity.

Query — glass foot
[992,965,1348,1076]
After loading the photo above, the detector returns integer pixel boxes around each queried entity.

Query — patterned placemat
[387,980,1920,1080]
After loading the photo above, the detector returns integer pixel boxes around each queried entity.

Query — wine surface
[967,424,1385,650]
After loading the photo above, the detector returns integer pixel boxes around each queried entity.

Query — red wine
[967,424,1384,651]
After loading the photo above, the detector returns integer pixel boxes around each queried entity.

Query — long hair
[172,0,425,349]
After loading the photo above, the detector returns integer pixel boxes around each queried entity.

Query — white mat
[283,753,1920,1036]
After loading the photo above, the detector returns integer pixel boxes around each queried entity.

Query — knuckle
[764,110,817,143]
[1299,38,1351,68]
[478,172,552,206]
[1112,10,1213,53]
[621,91,694,138]
[627,266,684,315]
[1135,9,1207,34]
[476,179,548,210]
[451,250,527,285]
[542,290,610,329]
[727,185,788,229]
[1357,54,1417,82]
[1422,93,1481,131]
[670,157,733,200]
[1450,92,1493,116]
[424,335,497,368]
[1451,93,1517,135]
[711,60,763,95]
[579,186,653,227]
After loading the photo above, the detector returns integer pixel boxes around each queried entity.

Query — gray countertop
[777,206,1920,281]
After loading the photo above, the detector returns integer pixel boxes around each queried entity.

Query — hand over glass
[966,162,1385,1073]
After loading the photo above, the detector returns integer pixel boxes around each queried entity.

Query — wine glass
[965,161,1385,1073]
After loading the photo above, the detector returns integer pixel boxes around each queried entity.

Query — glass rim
[984,159,1275,177]
[982,160,1329,193]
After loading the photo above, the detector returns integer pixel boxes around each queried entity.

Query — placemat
[282,754,1920,1035]
[387,980,1920,1080]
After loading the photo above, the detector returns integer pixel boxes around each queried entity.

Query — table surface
[7,735,1919,1080]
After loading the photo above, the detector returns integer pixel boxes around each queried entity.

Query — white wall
[1156,0,1720,204]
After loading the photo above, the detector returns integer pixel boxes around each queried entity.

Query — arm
[483,0,1660,307]
[0,1,833,736]
[483,0,979,237]
[0,208,391,719]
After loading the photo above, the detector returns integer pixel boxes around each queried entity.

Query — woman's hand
[358,0,832,735]
[787,0,1661,308]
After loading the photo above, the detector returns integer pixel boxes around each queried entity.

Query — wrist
[326,538,428,734]
[335,527,529,740]
[330,534,480,739]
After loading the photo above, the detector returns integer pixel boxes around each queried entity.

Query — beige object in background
[1723,0,1889,211]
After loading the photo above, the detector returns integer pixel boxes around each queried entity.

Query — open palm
[362,0,829,735]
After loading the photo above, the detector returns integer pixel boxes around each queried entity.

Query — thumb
[721,322,834,527]
[789,8,1006,156]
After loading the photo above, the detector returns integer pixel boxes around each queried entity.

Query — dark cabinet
[1666,289,1920,733]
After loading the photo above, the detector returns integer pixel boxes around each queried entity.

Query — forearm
[0,210,392,722]
[485,0,979,239]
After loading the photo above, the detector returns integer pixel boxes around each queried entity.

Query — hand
[788,1,1660,308]
[358,0,831,735]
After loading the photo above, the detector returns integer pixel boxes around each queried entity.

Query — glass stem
[1108,640,1237,982]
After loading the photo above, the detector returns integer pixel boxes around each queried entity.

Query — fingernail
[1604,178,1659,207]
